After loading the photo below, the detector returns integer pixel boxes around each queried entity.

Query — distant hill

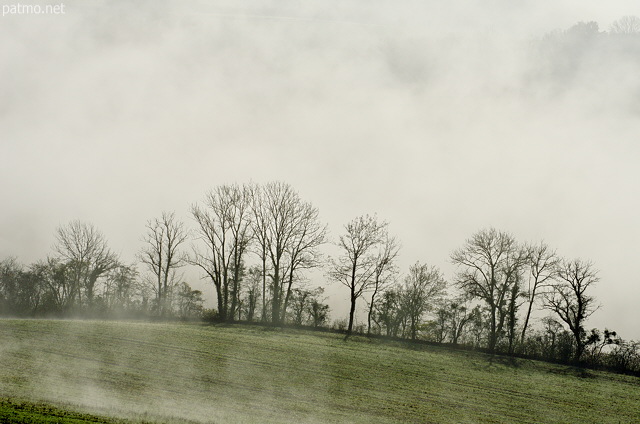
[0,319,638,423]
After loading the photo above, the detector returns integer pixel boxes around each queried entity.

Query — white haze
[1,1,640,338]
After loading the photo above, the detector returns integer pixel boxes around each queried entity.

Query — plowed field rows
[1,320,638,423]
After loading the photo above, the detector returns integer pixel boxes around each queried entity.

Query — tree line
[0,182,330,327]
[1,182,638,373]
[531,16,640,91]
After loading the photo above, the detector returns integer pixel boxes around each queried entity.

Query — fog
[1,1,640,338]
[0,320,340,423]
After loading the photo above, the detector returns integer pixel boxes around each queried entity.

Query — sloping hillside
[0,319,638,423]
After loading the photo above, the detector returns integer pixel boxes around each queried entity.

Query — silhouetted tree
[103,263,139,313]
[249,183,270,322]
[308,298,330,328]
[54,220,119,308]
[585,328,620,365]
[176,282,204,319]
[279,198,327,324]
[373,288,403,337]
[191,184,253,321]
[435,297,481,345]
[289,287,313,325]
[329,215,387,337]
[288,286,325,326]
[0,257,23,315]
[544,258,599,362]
[521,242,558,344]
[366,235,400,335]
[0,258,44,315]
[139,212,188,316]
[250,182,326,325]
[32,258,72,313]
[608,340,640,372]
[400,262,447,340]
[451,228,529,352]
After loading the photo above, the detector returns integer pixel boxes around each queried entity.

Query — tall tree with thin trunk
[54,220,118,308]
[251,182,326,325]
[451,228,529,352]
[329,215,387,337]
[279,199,327,323]
[249,183,270,322]
[367,235,400,335]
[521,242,558,344]
[191,184,253,321]
[139,212,188,316]
[544,258,599,362]
[400,262,447,340]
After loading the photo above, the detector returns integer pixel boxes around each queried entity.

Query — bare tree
[400,262,447,340]
[103,263,139,312]
[539,316,566,360]
[366,235,400,335]
[0,257,42,315]
[249,183,270,322]
[521,242,559,344]
[32,257,72,312]
[0,257,23,315]
[139,212,188,316]
[250,182,326,325]
[610,15,640,34]
[544,258,599,362]
[451,228,529,352]
[329,215,387,337]
[280,199,327,323]
[54,220,118,307]
[191,184,253,321]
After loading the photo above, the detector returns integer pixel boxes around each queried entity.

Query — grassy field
[0,319,639,423]
[0,397,131,423]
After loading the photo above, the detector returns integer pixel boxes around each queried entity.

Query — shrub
[202,308,221,323]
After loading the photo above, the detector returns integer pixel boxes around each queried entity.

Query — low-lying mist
[1,0,639,339]
[0,320,340,423]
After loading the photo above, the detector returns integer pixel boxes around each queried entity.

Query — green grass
[0,398,130,423]
[0,319,639,423]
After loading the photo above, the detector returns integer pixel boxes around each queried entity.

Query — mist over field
[2,0,640,338]
[2,319,639,423]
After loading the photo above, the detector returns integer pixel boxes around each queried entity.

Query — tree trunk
[367,282,379,336]
[280,268,295,324]
[346,262,358,337]
[347,290,357,337]
[230,257,240,322]
[489,305,497,352]
[261,254,267,322]
[271,267,280,325]
[521,297,535,344]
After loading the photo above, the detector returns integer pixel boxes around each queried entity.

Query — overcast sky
[2,0,639,338]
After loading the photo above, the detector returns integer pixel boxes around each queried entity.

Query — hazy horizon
[2,0,640,339]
